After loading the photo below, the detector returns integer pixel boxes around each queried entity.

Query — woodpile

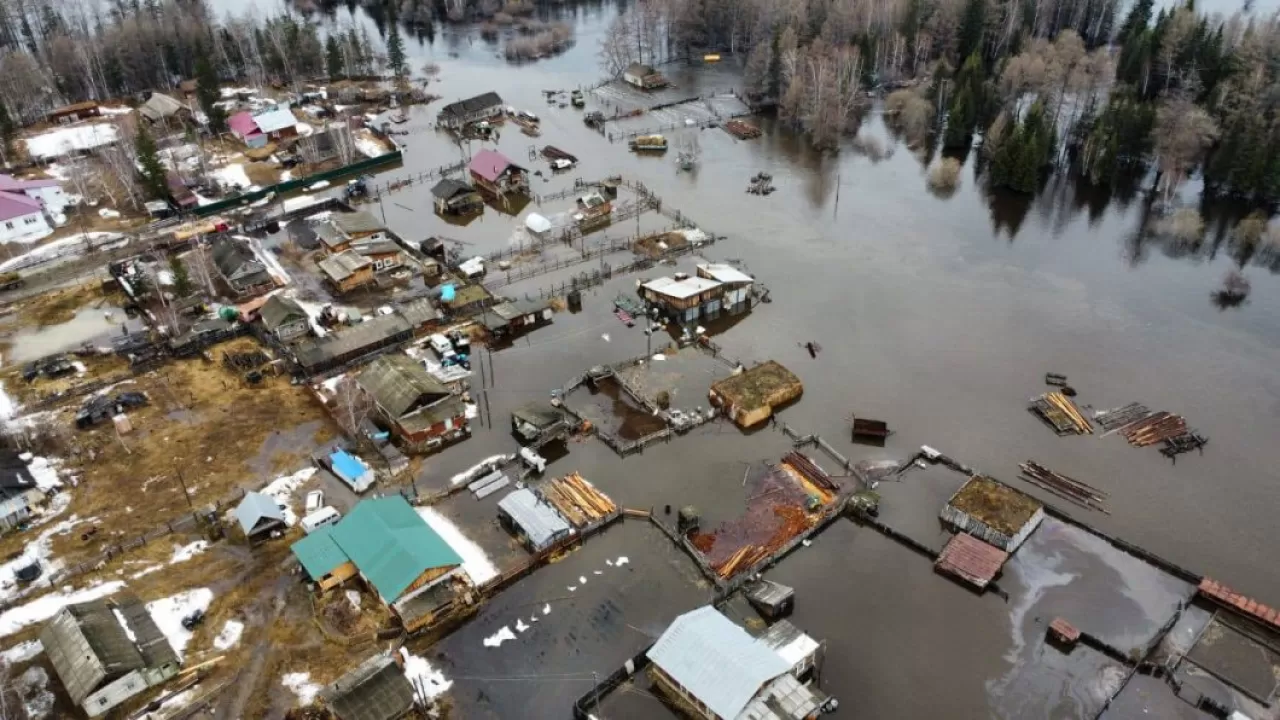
[1019,461,1108,514]
[782,452,838,494]
[541,472,616,528]
[1030,392,1092,435]
[1121,412,1188,447]
[714,545,770,579]
[1094,402,1151,432]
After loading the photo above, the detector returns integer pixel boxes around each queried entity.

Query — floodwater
[205,0,1280,716]
[5,307,133,362]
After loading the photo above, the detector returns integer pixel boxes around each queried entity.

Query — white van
[427,333,455,358]
[301,506,341,534]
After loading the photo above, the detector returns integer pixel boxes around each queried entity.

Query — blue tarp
[330,450,366,481]
[441,284,456,302]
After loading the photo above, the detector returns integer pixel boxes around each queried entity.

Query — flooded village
[0,0,1278,719]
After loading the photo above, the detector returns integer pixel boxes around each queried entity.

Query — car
[305,490,324,514]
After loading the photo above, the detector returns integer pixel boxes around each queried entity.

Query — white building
[0,189,52,244]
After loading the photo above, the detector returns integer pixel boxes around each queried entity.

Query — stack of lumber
[714,545,769,579]
[1094,402,1152,432]
[1030,392,1093,435]
[541,473,616,527]
[782,452,838,494]
[1019,461,1108,514]
[1121,412,1187,447]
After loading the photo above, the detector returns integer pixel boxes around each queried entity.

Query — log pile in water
[1019,461,1108,514]
[1121,412,1188,447]
[1093,402,1152,432]
[1030,392,1093,435]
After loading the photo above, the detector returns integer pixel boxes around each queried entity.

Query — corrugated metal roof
[934,532,1009,589]
[648,606,789,719]
[252,106,299,134]
[498,488,572,551]
[331,211,386,236]
[755,620,818,669]
[697,263,753,285]
[291,525,349,579]
[357,355,450,419]
[329,496,463,602]
[323,653,415,720]
[740,673,827,720]
[235,491,286,536]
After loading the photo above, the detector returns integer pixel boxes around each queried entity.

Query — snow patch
[416,508,498,584]
[24,123,120,159]
[112,607,138,642]
[399,647,452,700]
[19,665,54,719]
[615,556,630,567]
[345,590,361,609]
[356,136,388,158]
[99,106,134,116]
[239,234,290,285]
[0,231,124,268]
[0,639,42,663]
[281,672,321,705]
[0,513,90,607]
[0,580,126,638]
[21,454,63,491]
[210,163,253,190]
[170,540,208,564]
[145,588,213,660]
[213,620,244,650]
[260,467,317,526]
[449,455,513,486]
[515,618,529,633]
[542,604,551,615]
[483,626,516,647]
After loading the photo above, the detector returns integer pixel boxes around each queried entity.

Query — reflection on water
[7,308,130,363]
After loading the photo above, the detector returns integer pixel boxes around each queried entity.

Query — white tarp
[525,213,552,235]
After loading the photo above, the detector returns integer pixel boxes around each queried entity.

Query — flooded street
[199,2,1280,716]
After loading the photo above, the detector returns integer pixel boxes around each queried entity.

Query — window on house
[97,698,109,707]
[25,216,36,225]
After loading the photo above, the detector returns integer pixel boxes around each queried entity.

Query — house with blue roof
[291,495,468,630]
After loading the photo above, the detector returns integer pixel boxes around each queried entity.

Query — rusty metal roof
[934,532,1009,589]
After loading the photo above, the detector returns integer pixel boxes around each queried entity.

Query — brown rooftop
[947,476,1043,536]
[934,532,1008,589]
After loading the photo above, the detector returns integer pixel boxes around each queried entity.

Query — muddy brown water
[201,3,1280,717]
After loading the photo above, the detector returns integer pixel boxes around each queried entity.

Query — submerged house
[41,595,181,717]
[356,355,468,453]
[647,605,829,720]
[941,475,1044,552]
[480,298,553,339]
[623,63,667,89]
[708,361,803,429]
[468,149,528,198]
[291,495,467,630]
[436,91,504,130]
[696,263,754,312]
[640,275,724,325]
[211,235,275,298]
[431,178,483,215]
[497,488,573,553]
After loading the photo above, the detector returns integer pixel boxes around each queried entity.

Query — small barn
[234,491,287,542]
[431,178,483,215]
[497,488,573,553]
[318,250,375,294]
[510,402,567,445]
[48,101,101,124]
[708,361,803,429]
[622,63,667,89]
[41,595,181,717]
[259,295,310,342]
[322,652,417,720]
[357,355,468,453]
[940,476,1044,552]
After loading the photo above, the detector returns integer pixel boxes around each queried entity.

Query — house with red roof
[227,106,299,148]
[468,149,528,198]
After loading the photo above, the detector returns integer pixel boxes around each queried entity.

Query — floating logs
[1093,402,1152,433]
[1019,461,1108,514]
[1120,412,1188,447]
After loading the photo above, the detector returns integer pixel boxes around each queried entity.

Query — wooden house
[357,355,469,453]
[436,92,504,130]
[431,178,483,215]
[47,101,101,124]
[468,149,528,197]
[640,274,724,324]
[318,250,374,294]
[623,63,667,89]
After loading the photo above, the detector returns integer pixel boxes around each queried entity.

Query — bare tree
[332,376,374,438]
[1154,93,1217,206]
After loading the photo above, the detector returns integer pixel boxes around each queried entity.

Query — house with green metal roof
[291,496,465,612]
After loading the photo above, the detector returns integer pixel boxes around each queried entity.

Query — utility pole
[175,468,195,512]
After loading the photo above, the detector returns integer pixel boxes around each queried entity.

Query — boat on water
[629,134,668,152]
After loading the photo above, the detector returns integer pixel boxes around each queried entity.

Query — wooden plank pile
[1019,461,1108,514]
[1121,412,1188,447]
[541,472,616,528]
[1030,392,1092,435]
[782,452,838,494]
[1160,432,1208,460]
[1093,402,1152,432]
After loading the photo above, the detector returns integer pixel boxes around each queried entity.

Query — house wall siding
[317,561,359,592]
[0,210,51,244]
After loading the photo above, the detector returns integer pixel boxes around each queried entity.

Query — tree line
[0,0,388,128]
